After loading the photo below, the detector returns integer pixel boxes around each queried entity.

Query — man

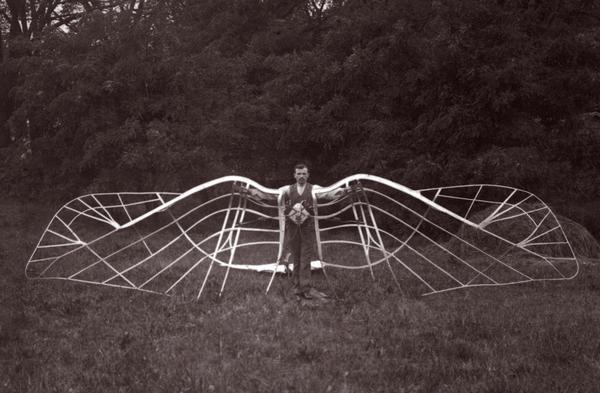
[246,164,347,300]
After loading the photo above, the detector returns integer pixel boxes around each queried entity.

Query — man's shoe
[308,288,329,299]
[294,287,313,300]
[296,292,313,301]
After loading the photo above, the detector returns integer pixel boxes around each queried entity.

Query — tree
[0,1,149,148]
[1,0,600,242]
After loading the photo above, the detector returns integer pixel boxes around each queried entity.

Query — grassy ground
[2,200,600,393]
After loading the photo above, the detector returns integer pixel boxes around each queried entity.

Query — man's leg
[300,222,330,299]
[288,227,302,292]
[297,222,315,295]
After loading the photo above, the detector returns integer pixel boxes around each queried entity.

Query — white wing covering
[26,175,579,297]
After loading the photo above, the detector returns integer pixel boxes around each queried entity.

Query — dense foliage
[1,0,599,231]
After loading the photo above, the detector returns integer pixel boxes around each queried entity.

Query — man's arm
[248,188,278,201]
[233,184,279,201]
[314,185,355,201]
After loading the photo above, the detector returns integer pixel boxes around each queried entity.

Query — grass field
[2,200,600,393]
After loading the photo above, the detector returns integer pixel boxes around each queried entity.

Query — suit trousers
[285,218,317,293]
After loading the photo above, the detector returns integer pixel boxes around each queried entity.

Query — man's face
[294,167,309,185]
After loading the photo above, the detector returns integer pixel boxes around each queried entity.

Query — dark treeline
[1,0,600,232]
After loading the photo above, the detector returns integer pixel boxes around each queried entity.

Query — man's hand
[343,184,360,195]
[288,202,309,224]
[232,183,248,194]
[232,184,256,196]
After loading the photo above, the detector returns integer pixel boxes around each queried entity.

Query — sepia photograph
[1,0,600,392]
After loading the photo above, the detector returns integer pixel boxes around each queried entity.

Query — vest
[284,183,314,217]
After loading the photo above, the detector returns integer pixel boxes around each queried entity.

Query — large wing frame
[26,175,579,298]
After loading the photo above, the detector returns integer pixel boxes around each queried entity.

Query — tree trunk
[0,68,11,148]
[0,24,4,62]
[0,26,9,148]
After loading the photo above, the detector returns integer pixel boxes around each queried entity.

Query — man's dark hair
[294,163,309,171]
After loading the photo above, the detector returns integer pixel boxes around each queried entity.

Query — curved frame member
[25,174,580,298]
